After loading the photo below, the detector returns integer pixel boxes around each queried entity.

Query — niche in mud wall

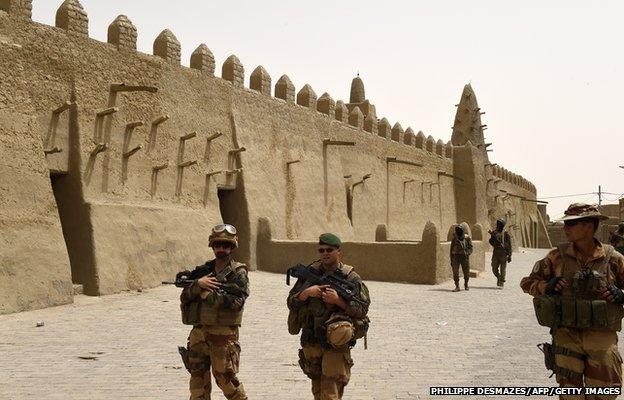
[217,183,251,266]
[49,172,98,295]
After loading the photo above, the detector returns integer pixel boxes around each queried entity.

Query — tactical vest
[181,262,246,327]
[533,244,624,331]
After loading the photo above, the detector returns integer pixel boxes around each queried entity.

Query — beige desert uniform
[287,262,370,400]
[520,241,624,398]
[180,259,249,400]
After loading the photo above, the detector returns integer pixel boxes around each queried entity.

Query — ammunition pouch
[178,346,191,372]
[287,308,301,335]
[298,348,321,379]
[533,295,623,331]
[353,316,370,340]
[538,342,585,383]
[181,299,243,326]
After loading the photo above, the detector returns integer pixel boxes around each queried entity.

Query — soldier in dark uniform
[489,219,512,288]
[610,223,624,255]
[450,224,473,292]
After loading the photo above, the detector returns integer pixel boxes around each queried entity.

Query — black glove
[545,277,563,296]
[607,285,624,304]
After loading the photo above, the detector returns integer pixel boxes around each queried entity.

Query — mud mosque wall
[0,0,543,314]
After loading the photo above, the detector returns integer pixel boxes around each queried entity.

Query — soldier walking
[489,218,512,288]
[450,224,473,292]
[178,224,249,400]
[520,203,624,399]
[287,233,370,400]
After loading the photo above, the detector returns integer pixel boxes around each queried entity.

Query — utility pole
[598,185,602,209]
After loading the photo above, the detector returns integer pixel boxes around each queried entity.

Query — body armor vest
[533,244,623,331]
[181,262,246,327]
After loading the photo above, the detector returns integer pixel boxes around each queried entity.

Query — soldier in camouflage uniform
[610,223,624,255]
[179,224,249,400]
[287,233,370,400]
[520,204,624,399]
[450,224,474,292]
[489,218,513,288]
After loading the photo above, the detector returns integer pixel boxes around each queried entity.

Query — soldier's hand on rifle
[545,277,568,296]
[197,276,221,292]
[600,285,624,304]
[321,288,347,309]
[299,285,330,301]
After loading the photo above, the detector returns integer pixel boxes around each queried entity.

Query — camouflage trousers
[553,328,622,400]
[450,254,470,286]
[299,344,354,400]
[491,251,508,285]
[187,325,247,400]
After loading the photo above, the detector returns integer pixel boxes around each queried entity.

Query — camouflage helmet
[558,203,609,222]
[209,224,238,248]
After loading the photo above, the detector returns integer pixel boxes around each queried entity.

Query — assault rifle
[286,263,365,305]
[163,267,244,296]
[488,230,511,254]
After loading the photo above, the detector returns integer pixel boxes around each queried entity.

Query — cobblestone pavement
[2,248,622,399]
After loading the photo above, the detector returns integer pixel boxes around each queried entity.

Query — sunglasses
[564,219,589,227]
[318,247,337,254]
[213,224,237,235]
[213,242,234,249]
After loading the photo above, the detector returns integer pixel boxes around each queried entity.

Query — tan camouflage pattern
[187,325,247,400]
[326,321,355,348]
[300,344,353,400]
[553,328,622,399]
[521,241,624,397]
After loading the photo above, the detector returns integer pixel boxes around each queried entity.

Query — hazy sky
[32,0,624,219]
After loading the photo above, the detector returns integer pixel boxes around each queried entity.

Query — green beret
[319,233,341,247]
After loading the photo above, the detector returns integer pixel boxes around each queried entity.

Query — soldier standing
[520,203,624,398]
[450,224,473,292]
[489,218,512,288]
[610,223,624,255]
[179,224,249,400]
[287,233,370,400]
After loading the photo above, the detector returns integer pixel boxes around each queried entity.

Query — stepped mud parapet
[404,127,415,146]
[425,135,435,153]
[436,139,445,156]
[378,118,391,138]
[391,122,404,143]
[275,75,295,102]
[445,141,453,158]
[190,44,215,76]
[56,0,88,37]
[415,131,425,149]
[335,101,348,123]
[250,66,271,96]
[348,107,364,129]
[222,55,244,87]
[153,29,181,64]
[363,113,377,134]
[107,15,137,51]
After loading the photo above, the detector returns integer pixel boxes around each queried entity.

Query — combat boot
[453,284,460,292]
[464,281,469,291]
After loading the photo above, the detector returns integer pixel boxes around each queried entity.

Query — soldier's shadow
[428,286,501,292]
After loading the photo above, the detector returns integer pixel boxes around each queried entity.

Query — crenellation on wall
[415,131,425,149]
[153,29,181,65]
[250,65,271,96]
[445,140,453,158]
[296,84,317,109]
[56,0,88,37]
[190,44,215,76]
[275,74,295,102]
[373,117,387,138]
[222,54,244,87]
[317,92,335,118]
[107,15,137,52]
[0,0,31,20]
[435,139,444,156]
[403,127,415,145]
[348,106,363,129]
[334,100,348,123]
[363,113,377,134]
[391,122,403,143]
[425,135,435,153]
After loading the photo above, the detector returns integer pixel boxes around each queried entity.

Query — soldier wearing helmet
[179,223,249,400]
[610,223,624,255]
[521,203,624,397]
[489,218,513,288]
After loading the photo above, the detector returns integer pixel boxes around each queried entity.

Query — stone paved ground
[2,248,621,399]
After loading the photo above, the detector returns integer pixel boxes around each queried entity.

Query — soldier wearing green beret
[287,233,371,400]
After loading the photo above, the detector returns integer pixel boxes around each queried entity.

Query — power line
[538,192,597,200]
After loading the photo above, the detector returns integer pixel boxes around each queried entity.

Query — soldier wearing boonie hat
[521,203,624,397]
[179,223,249,400]
[287,233,371,400]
